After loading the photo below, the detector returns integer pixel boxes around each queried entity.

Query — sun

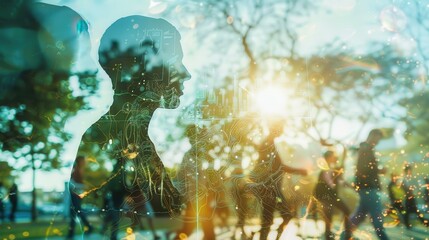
[255,86,288,116]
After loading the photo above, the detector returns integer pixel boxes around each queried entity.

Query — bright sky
[15,0,412,192]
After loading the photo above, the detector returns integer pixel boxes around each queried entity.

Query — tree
[385,1,429,158]
[168,0,420,148]
[160,1,425,210]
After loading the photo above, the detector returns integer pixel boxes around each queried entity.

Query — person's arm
[271,147,307,176]
[281,164,307,176]
[334,169,353,188]
[321,170,336,188]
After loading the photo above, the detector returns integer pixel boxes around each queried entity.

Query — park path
[35,217,429,240]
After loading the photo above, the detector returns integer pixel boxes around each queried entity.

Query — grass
[0,219,73,239]
[0,216,183,239]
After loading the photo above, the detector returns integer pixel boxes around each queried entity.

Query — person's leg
[71,195,92,233]
[111,195,125,240]
[174,202,197,240]
[110,210,120,240]
[144,201,160,239]
[234,188,248,236]
[404,202,411,228]
[237,201,246,231]
[67,194,79,237]
[340,190,370,240]
[332,198,351,239]
[0,201,4,222]
[367,190,389,240]
[10,201,17,222]
[276,199,294,240]
[201,218,216,240]
[260,195,275,240]
[79,211,93,233]
[319,201,334,240]
[350,191,370,228]
[391,202,406,227]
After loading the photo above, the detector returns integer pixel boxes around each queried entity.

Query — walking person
[67,156,93,238]
[249,120,307,240]
[8,182,18,222]
[348,129,389,240]
[314,150,352,239]
[387,173,407,226]
[402,164,429,228]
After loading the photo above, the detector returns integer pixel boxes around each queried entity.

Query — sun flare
[255,86,288,116]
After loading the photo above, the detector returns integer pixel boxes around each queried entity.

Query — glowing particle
[380,6,407,32]
[227,16,234,24]
[179,233,188,239]
[22,232,30,237]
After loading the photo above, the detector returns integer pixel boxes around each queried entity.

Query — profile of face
[323,150,337,167]
[327,154,337,166]
[98,16,191,110]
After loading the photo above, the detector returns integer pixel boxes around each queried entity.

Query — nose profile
[182,65,191,82]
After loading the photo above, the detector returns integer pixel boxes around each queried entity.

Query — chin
[162,94,181,109]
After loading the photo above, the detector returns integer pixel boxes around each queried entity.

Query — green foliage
[400,92,429,151]
[0,71,97,171]
[0,161,13,185]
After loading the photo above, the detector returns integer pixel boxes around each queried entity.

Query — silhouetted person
[67,156,93,238]
[314,150,351,240]
[75,15,191,237]
[0,182,5,222]
[349,129,389,240]
[8,183,18,222]
[387,173,407,226]
[402,164,429,228]
[249,120,307,240]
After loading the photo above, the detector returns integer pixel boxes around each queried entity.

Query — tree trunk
[31,156,37,222]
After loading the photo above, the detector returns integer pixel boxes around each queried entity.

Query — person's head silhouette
[98,15,191,113]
